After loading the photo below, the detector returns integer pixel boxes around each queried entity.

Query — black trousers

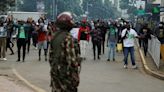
[17,38,26,61]
[32,33,38,47]
[92,41,101,59]
[6,38,14,54]
[139,39,143,48]
[27,37,31,53]
[143,40,148,56]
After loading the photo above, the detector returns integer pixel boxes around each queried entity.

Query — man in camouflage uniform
[49,12,81,92]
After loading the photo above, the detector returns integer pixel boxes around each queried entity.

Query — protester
[37,18,48,61]
[26,18,34,53]
[49,12,81,92]
[6,16,14,55]
[90,23,102,60]
[100,21,108,54]
[107,23,117,61]
[32,21,38,49]
[121,22,139,69]
[14,20,29,62]
[0,19,7,61]
[78,20,90,60]
[155,22,164,61]
[139,23,151,56]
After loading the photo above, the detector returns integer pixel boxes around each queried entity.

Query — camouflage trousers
[51,76,78,92]
[50,69,79,92]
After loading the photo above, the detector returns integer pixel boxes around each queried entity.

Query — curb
[138,48,164,80]
[12,68,47,92]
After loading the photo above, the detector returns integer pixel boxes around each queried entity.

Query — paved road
[0,42,164,92]
[0,76,34,92]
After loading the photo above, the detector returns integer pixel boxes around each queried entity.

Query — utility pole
[52,0,55,20]
[15,0,18,11]
[55,0,58,19]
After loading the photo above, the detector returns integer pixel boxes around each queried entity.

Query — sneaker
[16,59,20,62]
[10,53,14,55]
[45,57,47,61]
[98,56,100,60]
[39,57,41,61]
[132,65,137,69]
[94,57,96,60]
[107,59,110,61]
[124,65,128,69]
[2,58,7,61]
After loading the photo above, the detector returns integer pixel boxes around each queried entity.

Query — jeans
[108,42,116,60]
[123,47,136,66]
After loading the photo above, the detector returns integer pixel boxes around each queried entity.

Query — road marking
[12,68,47,92]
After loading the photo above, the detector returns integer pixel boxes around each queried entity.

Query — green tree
[45,0,83,20]
[19,0,37,12]
[82,0,120,19]
[0,0,15,14]
[119,0,129,10]
[119,0,137,19]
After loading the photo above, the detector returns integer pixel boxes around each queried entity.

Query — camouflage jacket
[49,30,81,92]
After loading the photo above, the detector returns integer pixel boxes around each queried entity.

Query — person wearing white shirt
[0,21,7,61]
[121,23,138,69]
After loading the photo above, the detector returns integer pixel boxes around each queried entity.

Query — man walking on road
[0,19,7,61]
[14,20,29,62]
[121,22,138,69]
[78,20,90,60]
[37,18,48,61]
[49,12,81,92]
[107,23,117,61]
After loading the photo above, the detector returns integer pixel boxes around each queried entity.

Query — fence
[148,35,161,69]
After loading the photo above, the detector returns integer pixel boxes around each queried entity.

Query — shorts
[38,40,47,49]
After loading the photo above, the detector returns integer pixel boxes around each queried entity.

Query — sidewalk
[0,76,34,92]
[139,48,164,80]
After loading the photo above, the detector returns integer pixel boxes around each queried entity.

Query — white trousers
[80,40,88,58]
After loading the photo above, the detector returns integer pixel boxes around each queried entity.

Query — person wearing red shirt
[37,18,48,61]
[78,20,90,60]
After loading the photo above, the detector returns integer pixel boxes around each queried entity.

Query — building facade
[160,0,164,21]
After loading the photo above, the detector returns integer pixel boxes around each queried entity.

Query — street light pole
[15,0,18,11]
[55,0,58,19]
[87,2,89,15]
[86,2,92,19]
[52,0,55,20]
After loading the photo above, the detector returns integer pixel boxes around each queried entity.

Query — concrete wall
[160,0,164,21]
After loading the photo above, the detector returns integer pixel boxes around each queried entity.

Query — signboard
[136,0,146,9]
[152,7,160,14]
[137,9,145,16]
[160,7,164,12]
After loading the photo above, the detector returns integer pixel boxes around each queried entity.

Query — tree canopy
[0,0,15,14]
[19,0,37,12]
[0,0,121,20]
[82,0,120,19]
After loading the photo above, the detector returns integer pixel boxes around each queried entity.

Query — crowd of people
[0,12,164,92]
[0,15,55,62]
